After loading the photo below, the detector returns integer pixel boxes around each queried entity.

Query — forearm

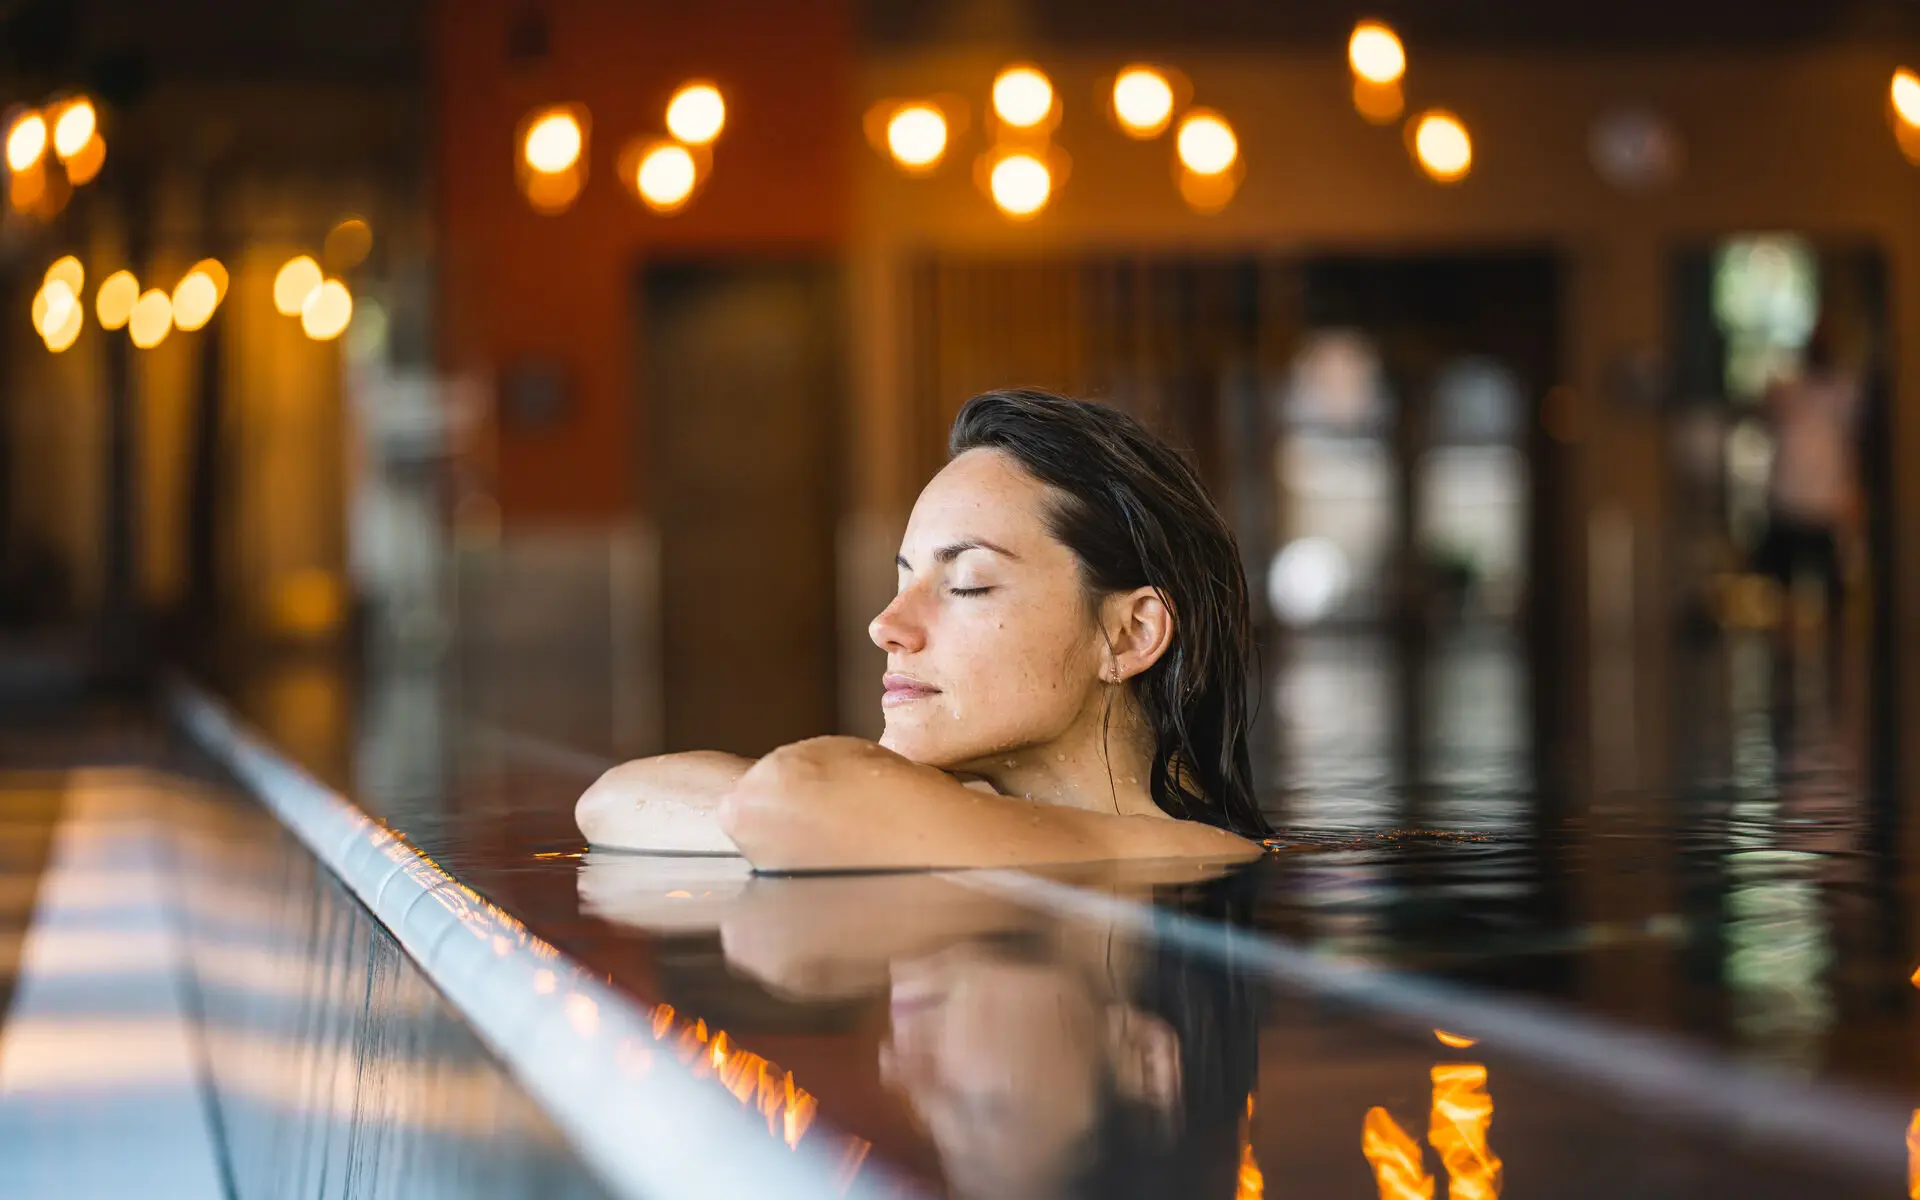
[575,751,754,853]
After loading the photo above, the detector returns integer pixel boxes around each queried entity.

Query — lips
[882,672,941,707]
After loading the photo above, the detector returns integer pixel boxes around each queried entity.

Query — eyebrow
[895,539,1021,570]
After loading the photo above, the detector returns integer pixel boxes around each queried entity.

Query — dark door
[644,261,842,755]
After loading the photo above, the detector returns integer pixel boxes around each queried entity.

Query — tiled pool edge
[166,677,899,1200]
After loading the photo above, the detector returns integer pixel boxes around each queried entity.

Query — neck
[970,698,1164,819]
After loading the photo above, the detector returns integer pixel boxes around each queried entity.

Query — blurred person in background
[1754,318,1861,707]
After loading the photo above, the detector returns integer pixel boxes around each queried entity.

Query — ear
[1105,1004,1183,1124]
[1101,586,1175,683]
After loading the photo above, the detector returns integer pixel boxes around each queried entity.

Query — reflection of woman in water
[578,390,1273,868]
[881,901,1259,1199]
[610,860,1264,1200]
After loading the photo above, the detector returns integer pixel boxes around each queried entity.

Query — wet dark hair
[1073,866,1267,1200]
[948,389,1271,840]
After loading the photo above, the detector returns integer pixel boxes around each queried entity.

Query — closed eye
[948,586,995,597]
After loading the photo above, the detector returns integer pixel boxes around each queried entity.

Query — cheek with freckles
[881,601,1101,767]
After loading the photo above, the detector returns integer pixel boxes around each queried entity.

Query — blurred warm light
[6,111,46,172]
[524,168,583,213]
[989,152,1052,218]
[270,568,344,636]
[1434,1030,1478,1049]
[523,110,584,174]
[1178,166,1240,212]
[32,279,76,339]
[43,255,83,296]
[1894,69,1920,128]
[171,270,220,332]
[1909,1110,1920,1200]
[1177,110,1238,175]
[63,132,105,184]
[636,143,698,212]
[8,162,45,210]
[1362,1107,1434,1200]
[96,269,138,329]
[129,289,173,349]
[324,217,372,270]
[666,83,725,145]
[1413,110,1472,182]
[1113,66,1174,137]
[191,258,230,305]
[51,99,95,160]
[273,255,323,316]
[1354,78,1405,124]
[1349,21,1407,85]
[301,279,353,341]
[1430,1063,1501,1200]
[43,295,81,352]
[992,65,1054,129]
[886,103,949,170]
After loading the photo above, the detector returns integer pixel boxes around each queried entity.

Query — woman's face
[871,448,1105,770]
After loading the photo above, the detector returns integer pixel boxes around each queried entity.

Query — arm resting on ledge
[575,751,753,853]
[716,736,1259,872]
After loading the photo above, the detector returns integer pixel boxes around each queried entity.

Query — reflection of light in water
[1428,1063,1501,1199]
[1267,537,1351,625]
[1724,849,1832,1068]
[1907,1109,1920,1198]
[1362,1106,1434,1199]
[1237,1093,1264,1198]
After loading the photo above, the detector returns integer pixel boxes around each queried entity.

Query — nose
[869,586,927,655]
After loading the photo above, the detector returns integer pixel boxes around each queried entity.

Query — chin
[879,720,972,770]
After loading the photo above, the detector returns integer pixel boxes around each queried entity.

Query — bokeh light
[1177,111,1238,175]
[989,152,1052,218]
[665,83,725,145]
[1112,67,1175,138]
[1353,78,1405,124]
[523,110,584,174]
[886,104,949,170]
[172,269,221,332]
[63,131,104,184]
[32,279,76,340]
[324,217,373,270]
[273,255,323,316]
[1349,21,1407,85]
[96,270,138,330]
[1893,68,1920,128]
[43,255,83,296]
[129,289,173,349]
[637,143,698,212]
[43,294,82,352]
[523,168,583,213]
[992,66,1054,129]
[51,99,95,160]
[1413,110,1473,182]
[6,111,46,172]
[301,279,354,341]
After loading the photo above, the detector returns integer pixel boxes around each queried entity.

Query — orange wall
[433,0,850,520]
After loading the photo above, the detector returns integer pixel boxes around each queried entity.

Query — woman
[576,389,1273,869]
